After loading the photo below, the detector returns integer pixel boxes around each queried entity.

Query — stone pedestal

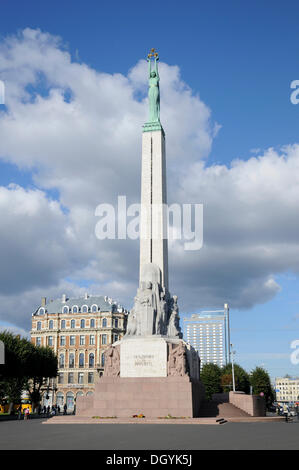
[76,376,204,418]
[76,337,205,418]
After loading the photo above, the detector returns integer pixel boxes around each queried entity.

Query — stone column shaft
[139,129,169,290]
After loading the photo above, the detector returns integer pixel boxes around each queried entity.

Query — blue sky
[1,0,299,380]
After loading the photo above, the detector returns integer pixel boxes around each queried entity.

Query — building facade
[183,307,230,368]
[31,294,127,411]
[275,377,299,405]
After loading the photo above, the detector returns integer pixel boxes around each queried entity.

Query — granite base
[76,376,205,418]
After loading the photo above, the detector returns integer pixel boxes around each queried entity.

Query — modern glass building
[183,305,230,368]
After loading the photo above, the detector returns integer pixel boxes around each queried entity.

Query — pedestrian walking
[63,403,67,415]
[17,405,22,420]
[283,403,289,422]
[24,407,30,420]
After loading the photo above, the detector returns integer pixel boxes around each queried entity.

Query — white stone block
[120,337,167,377]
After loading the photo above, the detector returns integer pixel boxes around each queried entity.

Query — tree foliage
[200,363,222,400]
[0,330,57,411]
[250,366,274,406]
[221,363,250,393]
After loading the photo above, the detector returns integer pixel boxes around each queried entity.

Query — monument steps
[43,416,223,425]
[199,399,251,418]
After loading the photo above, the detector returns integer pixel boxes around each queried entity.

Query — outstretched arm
[154,57,159,79]
[147,58,151,78]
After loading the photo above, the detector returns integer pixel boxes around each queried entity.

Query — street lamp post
[231,344,236,392]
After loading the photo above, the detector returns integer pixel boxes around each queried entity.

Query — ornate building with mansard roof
[31,293,127,412]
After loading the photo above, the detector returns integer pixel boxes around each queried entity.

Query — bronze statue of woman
[147,55,160,123]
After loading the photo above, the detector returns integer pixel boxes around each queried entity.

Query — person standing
[283,403,289,422]
[24,407,30,420]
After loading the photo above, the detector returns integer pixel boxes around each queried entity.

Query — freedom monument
[77,50,204,418]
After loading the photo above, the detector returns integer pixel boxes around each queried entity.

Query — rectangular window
[78,373,84,384]
[36,337,41,346]
[60,336,66,346]
[90,335,95,345]
[48,336,53,346]
[102,334,107,345]
[80,335,85,346]
[70,335,75,346]
[58,373,64,384]
[68,373,74,384]
[88,372,94,384]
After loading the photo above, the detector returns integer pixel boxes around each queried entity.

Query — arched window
[80,319,85,328]
[82,305,88,313]
[90,318,95,328]
[39,308,45,315]
[72,306,78,313]
[62,306,69,314]
[91,304,98,313]
[49,320,54,330]
[102,318,107,328]
[59,353,65,368]
[101,352,105,367]
[66,392,74,411]
[89,353,94,368]
[79,353,84,368]
[56,392,64,407]
[37,321,42,330]
[61,320,66,329]
[69,353,74,368]
[71,319,75,328]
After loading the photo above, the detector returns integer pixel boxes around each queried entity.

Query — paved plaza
[0,419,298,450]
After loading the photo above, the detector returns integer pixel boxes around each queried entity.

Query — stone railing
[229,391,266,417]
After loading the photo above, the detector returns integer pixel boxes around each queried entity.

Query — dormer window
[72,306,78,314]
[39,308,45,315]
[82,305,88,313]
[62,306,69,314]
[91,304,98,313]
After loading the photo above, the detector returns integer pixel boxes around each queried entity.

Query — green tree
[200,363,222,400]
[0,331,58,413]
[250,366,274,407]
[0,331,33,413]
[221,363,250,393]
[26,346,58,411]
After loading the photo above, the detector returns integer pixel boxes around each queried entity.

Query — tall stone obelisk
[76,50,204,419]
